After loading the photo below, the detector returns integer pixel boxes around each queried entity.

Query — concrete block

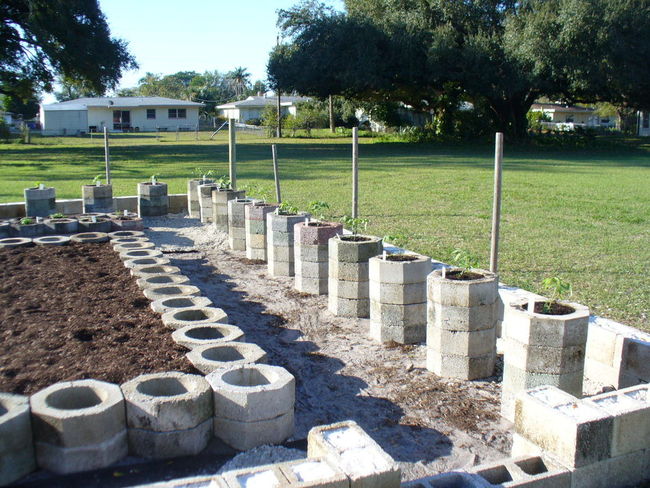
[161,306,229,329]
[245,218,267,235]
[121,372,212,431]
[229,226,247,239]
[371,300,426,327]
[426,349,495,380]
[124,257,171,269]
[0,393,36,486]
[307,420,401,488]
[213,410,294,451]
[33,235,71,246]
[246,247,267,261]
[268,212,309,233]
[369,320,425,344]
[295,221,343,246]
[427,269,498,307]
[279,457,349,488]
[137,273,190,290]
[70,231,109,243]
[584,384,650,457]
[0,237,32,248]
[221,462,288,487]
[114,241,156,252]
[135,474,228,488]
[583,357,621,391]
[297,242,329,262]
[502,362,584,398]
[246,233,266,248]
[470,455,571,488]
[172,324,245,349]
[113,196,138,213]
[402,472,491,487]
[151,295,213,314]
[514,386,612,468]
[370,281,426,305]
[186,342,268,374]
[427,326,496,357]
[623,337,650,383]
[328,277,369,300]
[369,254,432,284]
[131,264,181,278]
[268,244,295,262]
[119,248,163,260]
[295,275,328,295]
[428,301,497,332]
[229,237,246,251]
[269,230,294,247]
[245,201,278,221]
[268,259,295,277]
[329,260,369,281]
[503,339,586,375]
[503,301,590,348]
[328,235,383,264]
[127,418,212,459]
[142,284,201,301]
[328,295,369,318]
[295,259,328,279]
[109,230,146,239]
[604,449,648,488]
[207,364,294,422]
[58,198,83,215]
[584,323,620,364]
[30,379,127,473]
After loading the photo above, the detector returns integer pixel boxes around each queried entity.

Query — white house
[530,103,616,131]
[217,95,311,123]
[638,111,650,136]
[40,97,203,135]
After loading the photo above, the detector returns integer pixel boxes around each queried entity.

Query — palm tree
[227,67,251,99]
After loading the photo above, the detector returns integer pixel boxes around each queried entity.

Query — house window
[168,108,187,119]
[112,110,131,130]
[643,112,649,129]
[146,109,156,119]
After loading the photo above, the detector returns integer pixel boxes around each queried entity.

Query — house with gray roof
[40,97,204,135]
[217,95,311,123]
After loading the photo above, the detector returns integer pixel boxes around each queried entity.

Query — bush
[245,118,261,126]
[0,120,12,142]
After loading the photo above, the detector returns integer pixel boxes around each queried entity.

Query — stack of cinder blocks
[244,202,278,261]
[0,393,35,485]
[294,221,342,295]
[228,198,256,251]
[368,254,431,344]
[513,384,650,488]
[328,235,383,317]
[267,212,309,277]
[212,188,245,233]
[187,178,213,218]
[426,268,498,380]
[197,183,219,223]
[500,300,589,421]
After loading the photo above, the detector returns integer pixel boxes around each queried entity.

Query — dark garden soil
[0,242,195,395]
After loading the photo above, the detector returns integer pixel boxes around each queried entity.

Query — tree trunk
[329,95,335,133]
[488,96,533,140]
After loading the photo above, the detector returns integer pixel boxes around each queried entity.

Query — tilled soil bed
[0,242,195,395]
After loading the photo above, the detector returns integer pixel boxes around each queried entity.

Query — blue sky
[99,0,344,90]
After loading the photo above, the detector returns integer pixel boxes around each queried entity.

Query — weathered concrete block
[229,237,246,251]
[213,410,294,451]
[604,449,649,488]
[328,295,369,318]
[295,259,328,279]
[328,260,369,281]
[207,364,294,422]
[123,257,171,269]
[245,201,279,221]
[295,221,343,245]
[268,212,309,233]
[246,247,267,261]
[279,457,349,488]
[229,226,247,240]
[370,281,426,305]
[70,231,109,243]
[427,326,496,357]
[119,248,163,260]
[113,241,156,252]
[161,306,229,329]
[127,418,212,459]
[131,264,181,278]
[468,455,571,488]
[504,339,586,376]
[268,259,294,277]
[187,178,214,218]
[245,219,267,235]
[328,235,383,264]
[295,274,328,295]
[307,420,401,488]
[369,321,425,344]
[142,284,201,301]
[0,237,32,248]
[172,324,244,349]
[369,254,432,284]
[328,277,369,300]
[268,244,295,262]
[197,183,218,223]
[426,349,495,380]
[427,301,497,332]
[186,342,267,374]
[150,295,212,314]
[371,301,426,327]
[33,235,71,246]
[427,269,498,307]
[136,273,190,290]
[0,393,36,486]
[514,386,612,468]
[502,362,584,399]
[402,472,491,487]
[30,379,127,473]
[221,461,288,487]
[246,233,266,249]
[297,243,329,262]
[269,230,294,247]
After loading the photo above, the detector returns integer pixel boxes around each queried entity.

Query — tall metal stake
[272,144,282,203]
[103,127,112,184]
[352,127,359,218]
[490,132,504,273]
[229,119,237,190]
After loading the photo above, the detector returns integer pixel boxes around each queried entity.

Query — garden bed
[0,242,195,395]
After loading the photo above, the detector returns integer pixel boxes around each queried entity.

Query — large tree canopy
[269,0,650,137]
[1,0,137,100]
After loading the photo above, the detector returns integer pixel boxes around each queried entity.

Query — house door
[113,110,131,130]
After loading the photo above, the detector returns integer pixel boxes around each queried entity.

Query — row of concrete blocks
[132,420,401,488]
[229,198,260,251]
[246,202,279,261]
[267,212,311,276]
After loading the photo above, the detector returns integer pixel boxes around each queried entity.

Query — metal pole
[272,144,281,203]
[352,127,359,218]
[490,132,504,273]
[103,127,112,184]
[229,118,237,190]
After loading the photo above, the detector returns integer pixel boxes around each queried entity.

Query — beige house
[40,97,203,135]
[530,103,616,131]
[217,95,310,123]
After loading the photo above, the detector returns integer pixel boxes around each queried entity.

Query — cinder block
[119,248,163,260]
[428,301,497,332]
[296,259,328,279]
[269,230,294,246]
[221,462,288,487]
[123,257,171,269]
[295,275,328,295]
[502,362,583,400]
[127,419,212,459]
[268,212,309,232]
[426,348,495,380]
[246,247,266,261]
[229,226,246,239]
[213,410,294,451]
[279,457,349,488]
[623,337,650,383]
[136,273,190,290]
[514,386,612,468]
[583,357,621,390]
[369,281,426,305]
[605,449,648,488]
[269,259,295,277]
[186,342,267,374]
[584,323,620,364]
[150,295,213,315]
[160,306,228,329]
[245,218,266,235]
[402,472,491,487]
[427,326,496,357]
[329,260,369,281]
[469,455,571,488]
[229,237,246,251]
[297,242,329,262]
[130,264,181,278]
[503,339,586,375]
[295,221,343,246]
[369,320,425,344]
[0,393,36,486]
[307,420,401,488]
[328,295,369,318]
[371,300,426,327]
[172,323,244,349]
[369,254,432,284]
[329,277,369,300]
[246,233,266,248]
[269,244,295,262]
[427,269,498,307]
[328,235,383,263]
[245,202,278,221]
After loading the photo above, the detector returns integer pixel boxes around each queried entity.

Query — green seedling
[150,174,159,184]
[277,201,299,215]
[92,174,102,185]
[340,215,369,235]
[50,213,65,219]
[192,167,214,179]
[20,217,34,225]
[451,248,480,278]
[383,232,410,249]
[540,276,573,313]
[216,175,231,190]
[242,183,272,202]
[308,200,330,221]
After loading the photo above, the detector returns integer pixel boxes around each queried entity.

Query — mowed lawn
[1,131,648,331]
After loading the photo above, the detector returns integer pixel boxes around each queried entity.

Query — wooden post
[272,144,281,203]
[352,127,359,218]
[490,132,504,273]
[329,95,335,133]
[103,127,112,184]
[276,92,282,138]
[229,118,237,190]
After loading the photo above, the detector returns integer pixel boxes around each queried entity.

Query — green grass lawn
[1,131,648,331]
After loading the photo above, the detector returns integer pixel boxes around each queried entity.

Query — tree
[226,67,251,99]
[0,0,137,100]
[54,76,102,102]
[1,92,40,119]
